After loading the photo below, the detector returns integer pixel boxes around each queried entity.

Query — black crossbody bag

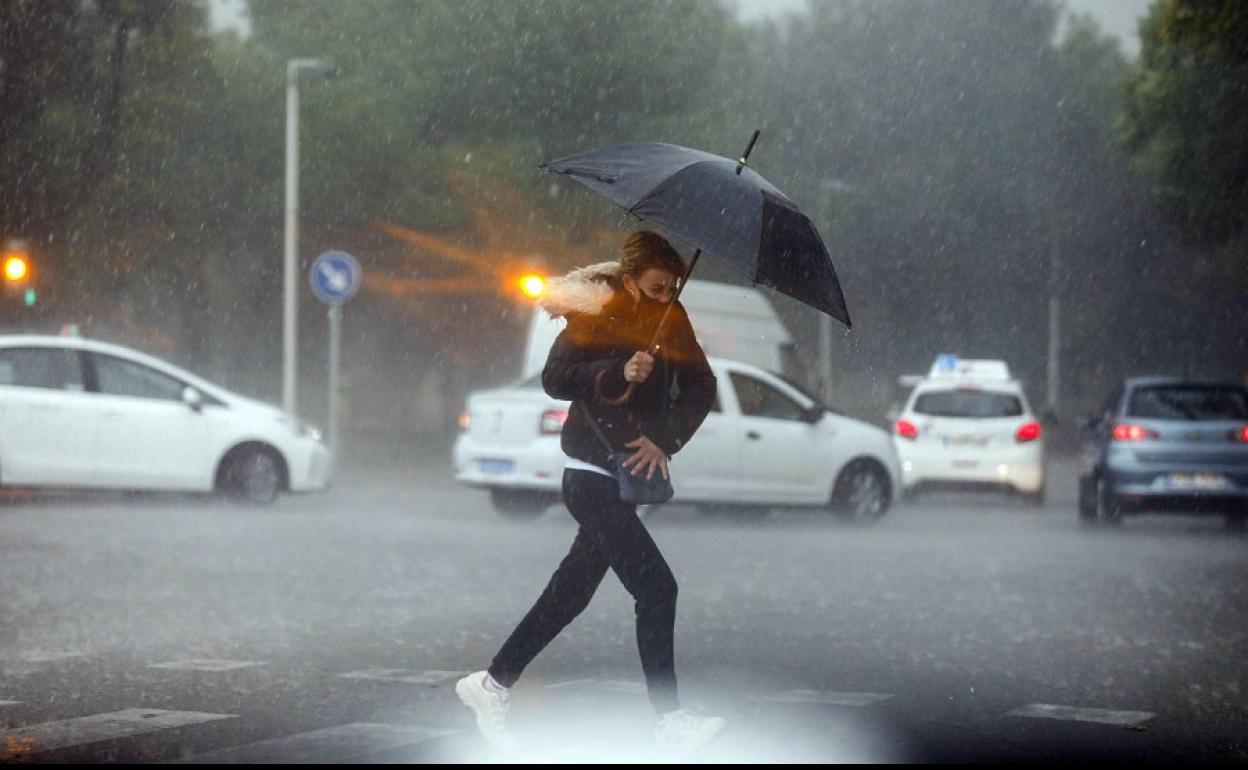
[578,402,675,505]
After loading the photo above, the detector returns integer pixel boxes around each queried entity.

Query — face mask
[637,291,670,308]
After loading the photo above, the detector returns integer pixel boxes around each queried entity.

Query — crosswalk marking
[15,652,84,663]
[759,690,894,706]
[149,659,267,672]
[544,678,646,694]
[178,722,457,763]
[1008,703,1155,727]
[0,708,235,758]
[338,668,467,685]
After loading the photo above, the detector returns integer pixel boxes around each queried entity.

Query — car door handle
[747,430,762,440]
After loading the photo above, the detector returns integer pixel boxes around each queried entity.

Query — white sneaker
[455,671,514,749]
[654,708,726,752]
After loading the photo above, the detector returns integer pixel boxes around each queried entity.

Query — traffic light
[2,240,35,304]
[3,253,28,283]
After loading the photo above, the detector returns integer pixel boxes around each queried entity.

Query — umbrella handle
[598,376,637,407]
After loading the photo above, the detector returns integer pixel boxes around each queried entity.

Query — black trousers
[488,468,680,714]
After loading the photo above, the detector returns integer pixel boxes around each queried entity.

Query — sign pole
[309,250,362,473]
[328,303,342,460]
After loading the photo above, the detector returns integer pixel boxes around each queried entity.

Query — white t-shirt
[564,457,614,479]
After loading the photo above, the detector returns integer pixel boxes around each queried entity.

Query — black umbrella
[542,131,851,328]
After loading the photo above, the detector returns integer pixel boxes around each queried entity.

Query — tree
[1122,0,1248,247]
[734,0,1185,414]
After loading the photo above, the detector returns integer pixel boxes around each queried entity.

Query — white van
[521,279,793,379]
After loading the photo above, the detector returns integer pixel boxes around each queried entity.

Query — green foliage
[3,0,1240,422]
[1122,0,1248,246]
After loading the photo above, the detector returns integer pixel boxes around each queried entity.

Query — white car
[453,357,902,521]
[0,335,331,503]
[892,358,1045,503]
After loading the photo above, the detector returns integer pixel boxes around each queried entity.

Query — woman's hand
[624,351,655,383]
[622,435,669,480]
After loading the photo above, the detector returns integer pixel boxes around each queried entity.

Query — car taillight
[1230,426,1248,443]
[458,410,471,431]
[540,409,568,435]
[1015,421,1042,443]
[895,419,919,440]
[1112,423,1158,441]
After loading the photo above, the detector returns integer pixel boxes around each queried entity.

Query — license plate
[1165,473,1229,491]
[952,460,980,469]
[479,459,515,475]
[942,435,988,447]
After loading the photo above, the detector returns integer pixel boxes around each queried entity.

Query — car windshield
[913,389,1023,418]
[763,371,850,416]
[1128,385,1248,421]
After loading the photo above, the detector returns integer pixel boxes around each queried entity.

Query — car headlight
[277,413,323,442]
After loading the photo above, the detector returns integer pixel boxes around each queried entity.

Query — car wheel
[1095,475,1122,526]
[1225,509,1247,533]
[221,446,283,505]
[832,460,891,523]
[489,489,551,520]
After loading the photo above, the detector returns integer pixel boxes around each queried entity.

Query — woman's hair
[618,230,686,279]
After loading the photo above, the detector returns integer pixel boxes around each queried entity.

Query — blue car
[1077,378,1248,528]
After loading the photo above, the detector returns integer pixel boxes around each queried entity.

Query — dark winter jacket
[539,261,717,472]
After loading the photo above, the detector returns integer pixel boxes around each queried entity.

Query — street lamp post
[283,57,333,415]
[817,177,854,404]
[1046,242,1061,418]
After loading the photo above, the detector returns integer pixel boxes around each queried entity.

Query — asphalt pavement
[2,452,1245,763]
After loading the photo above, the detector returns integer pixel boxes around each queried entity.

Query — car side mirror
[182,386,203,412]
[802,404,825,424]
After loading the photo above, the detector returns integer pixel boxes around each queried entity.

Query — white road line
[544,679,647,694]
[0,700,21,706]
[6,652,84,665]
[178,722,457,763]
[1008,703,1155,727]
[759,690,894,706]
[0,708,236,758]
[18,652,84,662]
[148,659,267,672]
[338,669,466,685]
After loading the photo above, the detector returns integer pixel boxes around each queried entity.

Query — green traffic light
[23,288,36,306]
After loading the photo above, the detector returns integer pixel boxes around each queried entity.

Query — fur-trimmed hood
[538,261,622,318]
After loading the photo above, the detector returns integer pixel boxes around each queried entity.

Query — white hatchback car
[453,357,902,521]
[892,359,1045,503]
[0,335,331,503]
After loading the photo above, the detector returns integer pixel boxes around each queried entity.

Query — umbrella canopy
[543,140,851,327]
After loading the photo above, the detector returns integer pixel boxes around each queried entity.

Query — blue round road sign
[310,250,362,305]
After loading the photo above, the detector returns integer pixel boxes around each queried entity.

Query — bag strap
[578,401,616,454]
